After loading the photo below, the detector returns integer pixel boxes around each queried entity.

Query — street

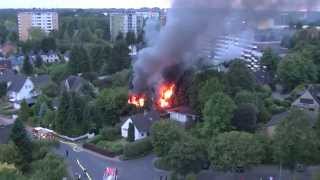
[54,141,320,180]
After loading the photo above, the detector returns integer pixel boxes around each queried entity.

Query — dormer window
[300,98,314,104]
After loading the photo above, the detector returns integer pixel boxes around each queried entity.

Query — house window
[300,98,314,104]
[140,132,144,136]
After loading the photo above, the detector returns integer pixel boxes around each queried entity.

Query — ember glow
[157,83,176,109]
[128,94,146,108]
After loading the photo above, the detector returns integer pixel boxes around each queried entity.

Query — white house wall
[292,91,320,111]
[121,118,146,141]
[16,78,35,101]
[170,112,187,123]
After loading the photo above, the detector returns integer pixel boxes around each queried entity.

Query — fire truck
[103,167,118,180]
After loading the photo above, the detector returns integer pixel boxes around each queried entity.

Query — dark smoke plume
[132,0,320,92]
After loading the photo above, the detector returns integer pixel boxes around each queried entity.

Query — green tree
[22,55,33,75]
[96,87,129,126]
[0,143,20,165]
[126,31,136,45]
[68,46,91,74]
[127,123,135,142]
[19,100,30,122]
[28,27,46,42]
[165,136,206,176]
[231,103,258,133]
[40,37,56,53]
[54,91,69,134]
[0,81,7,97]
[104,41,130,74]
[198,77,224,108]
[226,60,256,95]
[151,121,183,157]
[273,109,320,170]
[261,48,280,76]
[30,153,67,180]
[201,92,236,137]
[10,119,32,172]
[116,32,124,41]
[278,53,317,90]
[209,131,265,170]
[234,90,257,106]
[34,55,43,68]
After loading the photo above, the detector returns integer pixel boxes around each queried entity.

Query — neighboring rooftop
[129,111,160,132]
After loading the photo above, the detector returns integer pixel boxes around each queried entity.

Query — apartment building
[109,10,161,41]
[18,11,58,41]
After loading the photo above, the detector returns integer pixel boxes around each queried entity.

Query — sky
[0,0,171,9]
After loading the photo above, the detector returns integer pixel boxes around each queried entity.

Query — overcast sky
[0,0,171,9]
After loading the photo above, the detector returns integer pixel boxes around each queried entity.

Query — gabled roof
[306,84,320,105]
[0,124,13,144]
[63,75,87,92]
[266,110,318,127]
[129,111,160,132]
[31,75,50,89]
[167,106,196,116]
[0,71,27,92]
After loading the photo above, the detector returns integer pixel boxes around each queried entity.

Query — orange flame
[158,83,176,109]
[128,94,146,108]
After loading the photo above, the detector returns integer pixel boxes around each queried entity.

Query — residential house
[291,85,320,112]
[166,106,198,128]
[0,60,12,71]
[121,111,160,141]
[40,52,60,63]
[8,55,24,72]
[0,70,51,109]
[265,110,317,137]
[61,75,96,96]
[0,124,13,144]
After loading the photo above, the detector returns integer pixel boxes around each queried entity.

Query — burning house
[128,0,320,112]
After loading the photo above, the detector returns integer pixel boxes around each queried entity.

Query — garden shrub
[123,138,152,159]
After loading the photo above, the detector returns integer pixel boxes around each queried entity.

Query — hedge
[123,138,153,159]
[83,143,116,157]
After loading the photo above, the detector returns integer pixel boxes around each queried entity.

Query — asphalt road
[54,142,169,180]
[54,141,320,180]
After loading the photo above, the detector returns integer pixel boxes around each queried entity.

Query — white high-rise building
[18,11,59,41]
[109,11,160,41]
[109,13,137,41]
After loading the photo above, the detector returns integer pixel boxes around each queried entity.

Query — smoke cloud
[132,0,320,92]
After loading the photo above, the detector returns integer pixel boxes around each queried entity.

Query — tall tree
[22,55,33,75]
[19,100,30,122]
[126,31,136,45]
[10,119,33,172]
[40,37,57,53]
[198,77,224,109]
[34,55,43,68]
[127,123,135,142]
[273,109,320,170]
[202,92,236,137]
[151,121,183,157]
[278,53,318,90]
[165,136,206,176]
[261,48,280,76]
[104,41,130,74]
[209,131,265,171]
[226,60,256,95]
[231,103,258,133]
[67,46,91,74]
[54,91,69,134]
[0,81,7,97]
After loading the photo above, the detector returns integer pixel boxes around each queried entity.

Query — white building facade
[18,11,59,41]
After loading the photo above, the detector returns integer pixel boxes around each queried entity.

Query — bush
[96,140,124,155]
[186,173,197,180]
[101,126,121,141]
[83,143,116,157]
[123,138,153,159]
[154,158,172,171]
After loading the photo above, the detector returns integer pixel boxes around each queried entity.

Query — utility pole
[279,161,282,180]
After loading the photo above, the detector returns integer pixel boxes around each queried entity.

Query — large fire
[157,83,176,109]
[128,94,146,108]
